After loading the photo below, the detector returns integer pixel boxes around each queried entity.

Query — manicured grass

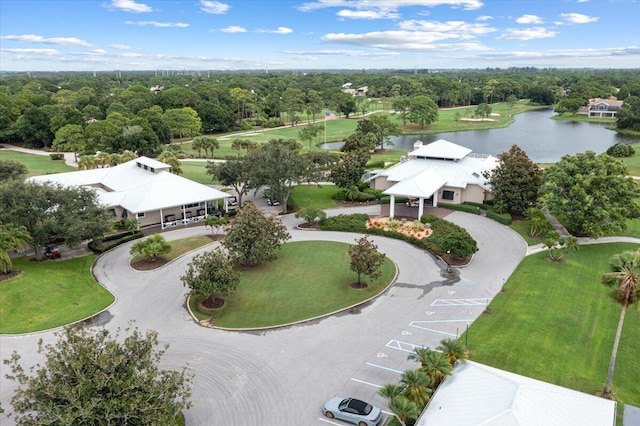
[291,184,341,210]
[180,160,218,184]
[508,219,545,246]
[189,241,396,328]
[467,243,640,407]
[0,255,115,334]
[551,112,618,125]
[0,149,75,176]
[132,235,215,263]
[620,144,640,176]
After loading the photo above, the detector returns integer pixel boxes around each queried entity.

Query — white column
[418,197,424,219]
[433,191,438,208]
[160,208,164,229]
[389,195,395,218]
[204,201,208,217]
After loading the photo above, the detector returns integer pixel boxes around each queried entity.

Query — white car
[323,397,383,426]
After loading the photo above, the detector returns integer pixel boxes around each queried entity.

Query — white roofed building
[28,156,231,230]
[417,361,616,426]
[367,139,498,218]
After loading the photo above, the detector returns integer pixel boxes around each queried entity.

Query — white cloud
[283,49,399,57]
[200,1,230,14]
[218,26,247,33]
[1,34,91,46]
[257,27,294,34]
[476,15,493,21]
[110,44,131,49]
[478,46,639,61]
[399,19,496,36]
[337,9,400,19]
[125,21,189,28]
[560,13,598,24]
[322,30,490,51]
[516,14,543,24]
[298,0,484,12]
[1,48,60,56]
[497,27,557,41]
[106,0,152,13]
[576,0,589,3]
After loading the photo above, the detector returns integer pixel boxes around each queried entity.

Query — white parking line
[386,339,426,353]
[409,322,457,337]
[366,362,404,373]
[319,417,342,425]
[431,298,488,306]
[351,377,383,388]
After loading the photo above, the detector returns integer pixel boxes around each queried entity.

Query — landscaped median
[187,241,397,329]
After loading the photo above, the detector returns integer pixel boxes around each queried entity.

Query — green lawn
[180,160,218,185]
[133,235,215,263]
[291,184,342,210]
[467,243,640,407]
[0,149,75,176]
[188,241,396,328]
[620,144,640,176]
[0,255,115,334]
[508,219,545,246]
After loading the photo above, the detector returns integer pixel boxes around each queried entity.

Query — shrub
[89,231,144,253]
[356,192,377,202]
[379,196,408,205]
[49,153,64,161]
[606,142,635,158]
[366,160,385,168]
[295,208,327,224]
[320,214,368,232]
[438,202,482,215]
[486,209,512,225]
[363,188,384,199]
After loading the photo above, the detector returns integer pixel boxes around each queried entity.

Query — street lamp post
[465,322,469,347]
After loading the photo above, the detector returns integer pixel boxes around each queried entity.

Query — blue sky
[1,0,638,71]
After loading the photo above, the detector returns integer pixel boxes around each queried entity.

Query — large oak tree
[540,151,640,237]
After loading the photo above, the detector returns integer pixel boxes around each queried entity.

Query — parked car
[267,198,280,206]
[323,397,383,426]
[43,244,61,259]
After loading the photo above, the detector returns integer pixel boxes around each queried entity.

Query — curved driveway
[0,207,526,425]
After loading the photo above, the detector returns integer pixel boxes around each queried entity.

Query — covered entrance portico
[383,169,446,219]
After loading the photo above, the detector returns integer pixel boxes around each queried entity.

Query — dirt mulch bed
[0,270,22,282]
[206,234,225,241]
[349,281,369,289]
[130,257,171,271]
[298,222,322,230]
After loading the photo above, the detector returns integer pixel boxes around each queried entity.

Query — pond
[322,109,638,163]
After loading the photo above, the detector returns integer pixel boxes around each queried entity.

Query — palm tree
[408,347,453,388]
[388,396,422,426]
[400,369,432,408]
[378,383,403,401]
[601,249,640,399]
[437,338,468,366]
[0,224,32,274]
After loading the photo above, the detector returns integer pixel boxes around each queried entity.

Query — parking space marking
[319,417,342,425]
[413,319,475,323]
[431,298,489,306]
[409,321,457,337]
[350,377,383,389]
[366,362,404,374]
[386,339,425,353]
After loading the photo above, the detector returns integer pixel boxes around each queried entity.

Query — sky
[0,0,639,72]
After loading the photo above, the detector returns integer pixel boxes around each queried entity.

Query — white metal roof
[383,168,447,198]
[28,157,230,213]
[417,361,616,426]
[409,139,472,160]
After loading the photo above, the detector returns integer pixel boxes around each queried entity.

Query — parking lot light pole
[465,322,469,347]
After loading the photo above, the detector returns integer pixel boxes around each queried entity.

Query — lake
[322,109,638,163]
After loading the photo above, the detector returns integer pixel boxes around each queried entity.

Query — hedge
[89,230,144,254]
[486,209,512,225]
[49,153,64,160]
[438,202,482,215]
[320,213,478,260]
[379,196,409,205]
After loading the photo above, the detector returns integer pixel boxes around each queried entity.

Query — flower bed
[366,217,432,239]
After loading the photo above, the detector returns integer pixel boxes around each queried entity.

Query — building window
[108,208,117,217]
[138,212,145,218]
[442,190,455,200]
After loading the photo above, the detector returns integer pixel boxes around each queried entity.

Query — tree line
[2,68,640,156]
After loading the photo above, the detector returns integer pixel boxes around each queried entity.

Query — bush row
[88,231,144,254]
[438,202,482,215]
[320,213,478,260]
[486,210,512,225]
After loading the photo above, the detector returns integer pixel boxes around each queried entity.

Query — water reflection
[322,109,638,163]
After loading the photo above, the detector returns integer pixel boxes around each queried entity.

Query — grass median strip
[189,241,396,328]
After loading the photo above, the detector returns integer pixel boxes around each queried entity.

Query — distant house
[341,84,368,96]
[28,156,231,230]
[150,85,164,94]
[367,140,497,218]
[579,96,624,118]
